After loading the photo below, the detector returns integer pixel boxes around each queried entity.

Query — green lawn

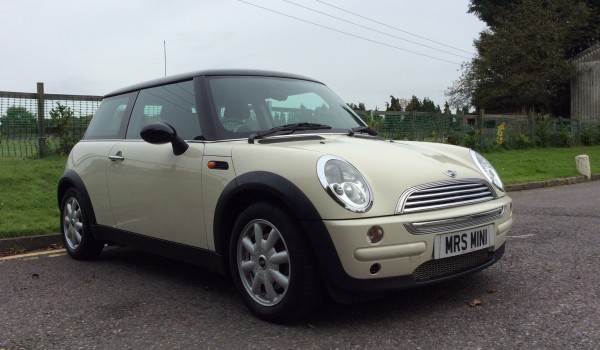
[483,146,600,184]
[1,146,599,239]
[0,156,66,238]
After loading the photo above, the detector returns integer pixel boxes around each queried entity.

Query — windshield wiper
[348,126,378,136]
[248,122,332,143]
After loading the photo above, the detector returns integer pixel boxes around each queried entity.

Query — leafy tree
[443,102,452,114]
[386,95,403,111]
[450,0,600,115]
[49,103,77,155]
[405,96,422,112]
[0,106,37,128]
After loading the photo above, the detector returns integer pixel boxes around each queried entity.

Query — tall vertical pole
[164,40,167,77]
[36,82,46,158]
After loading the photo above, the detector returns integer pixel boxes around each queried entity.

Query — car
[58,69,513,323]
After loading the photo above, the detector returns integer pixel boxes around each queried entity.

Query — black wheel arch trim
[213,171,323,255]
[57,169,97,226]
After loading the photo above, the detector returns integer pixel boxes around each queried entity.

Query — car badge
[444,170,457,178]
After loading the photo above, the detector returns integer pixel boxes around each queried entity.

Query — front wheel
[60,188,104,260]
[229,202,322,323]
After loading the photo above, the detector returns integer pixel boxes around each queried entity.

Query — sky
[1,0,486,111]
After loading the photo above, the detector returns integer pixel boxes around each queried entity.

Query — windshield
[208,76,365,138]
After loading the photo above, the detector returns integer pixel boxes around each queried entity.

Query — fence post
[36,82,46,157]
[478,109,484,149]
[529,113,536,147]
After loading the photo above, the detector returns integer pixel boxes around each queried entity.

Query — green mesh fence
[358,111,598,151]
[0,90,101,157]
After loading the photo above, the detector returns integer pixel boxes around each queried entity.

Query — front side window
[85,95,132,140]
[208,76,365,138]
[126,81,202,140]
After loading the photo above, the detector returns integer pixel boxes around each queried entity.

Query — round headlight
[317,155,373,212]
[470,150,504,191]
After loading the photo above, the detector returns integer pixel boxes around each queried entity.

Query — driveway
[1,182,599,349]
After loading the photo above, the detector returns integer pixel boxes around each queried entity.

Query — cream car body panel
[67,141,118,227]
[106,141,207,248]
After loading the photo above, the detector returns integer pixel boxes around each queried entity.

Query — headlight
[470,150,504,191]
[317,155,373,212]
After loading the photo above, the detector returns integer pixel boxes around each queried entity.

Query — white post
[576,155,591,180]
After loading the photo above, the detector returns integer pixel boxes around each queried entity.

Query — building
[571,43,600,123]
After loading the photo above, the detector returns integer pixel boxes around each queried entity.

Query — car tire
[229,202,322,323]
[60,188,104,260]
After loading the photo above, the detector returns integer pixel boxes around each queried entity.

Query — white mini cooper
[58,70,512,323]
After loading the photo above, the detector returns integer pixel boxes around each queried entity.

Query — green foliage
[457,0,600,115]
[0,106,37,134]
[580,123,600,145]
[49,103,77,155]
[515,133,532,149]
[386,95,403,111]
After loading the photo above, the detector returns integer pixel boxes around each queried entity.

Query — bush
[49,103,78,155]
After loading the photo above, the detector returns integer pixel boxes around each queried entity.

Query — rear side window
[85,94,132,140]
[126,81,202,140]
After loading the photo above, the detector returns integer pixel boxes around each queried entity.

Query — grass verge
[0,156,66,239]
[484,146,600,184]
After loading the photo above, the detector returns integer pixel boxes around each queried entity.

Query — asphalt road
[1,182,599,349]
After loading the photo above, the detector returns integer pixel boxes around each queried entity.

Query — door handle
[109,152,125,161]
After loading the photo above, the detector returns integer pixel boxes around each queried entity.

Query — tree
[0,106,37,127]
[386,95,403,111]
[405,96,422,112]
[49,103,77,155]
[451,0,600,115]
[443,102,452,115]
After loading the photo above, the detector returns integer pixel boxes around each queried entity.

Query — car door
[106,81,208,249]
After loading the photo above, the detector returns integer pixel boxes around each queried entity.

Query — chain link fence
[0,84,101,157]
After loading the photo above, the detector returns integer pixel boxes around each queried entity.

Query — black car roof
[104,69,323,97]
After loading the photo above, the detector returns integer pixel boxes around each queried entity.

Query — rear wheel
[229,202,322,323]
[60,188,104,260]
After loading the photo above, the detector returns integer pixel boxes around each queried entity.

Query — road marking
[508,234,536,239]
[0,249,66,261]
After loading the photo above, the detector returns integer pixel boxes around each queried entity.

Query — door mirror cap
[140,122,189,156]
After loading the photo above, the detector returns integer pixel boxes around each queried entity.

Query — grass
[0,156,66,239]
[483,146,600,184]
[0,146,599,239]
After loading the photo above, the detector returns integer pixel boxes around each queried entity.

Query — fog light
[370,263,381,275]
[367,225,384,244]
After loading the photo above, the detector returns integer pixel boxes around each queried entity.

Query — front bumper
[301,196,512,302]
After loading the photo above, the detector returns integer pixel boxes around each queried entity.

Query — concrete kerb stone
[0,233,62,253]
[1,174,599,253]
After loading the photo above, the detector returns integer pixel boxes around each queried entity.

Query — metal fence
[0,83,101,157]
[2,84,599,158]
[357,110,600,151]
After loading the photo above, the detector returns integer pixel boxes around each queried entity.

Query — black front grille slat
[412,249,490,281]
[399,180,495,213]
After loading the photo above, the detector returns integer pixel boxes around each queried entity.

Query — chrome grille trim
[396,179,496,214]
[405,206,506,235]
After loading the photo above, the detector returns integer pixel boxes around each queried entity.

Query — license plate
[434,225,494,259]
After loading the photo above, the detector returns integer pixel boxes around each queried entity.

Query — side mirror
[140,122,189,156]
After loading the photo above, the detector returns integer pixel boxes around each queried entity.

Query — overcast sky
[1,0,485,111]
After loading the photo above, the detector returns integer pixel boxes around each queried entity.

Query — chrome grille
[412,249,490,282]
[397,179,495,214]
